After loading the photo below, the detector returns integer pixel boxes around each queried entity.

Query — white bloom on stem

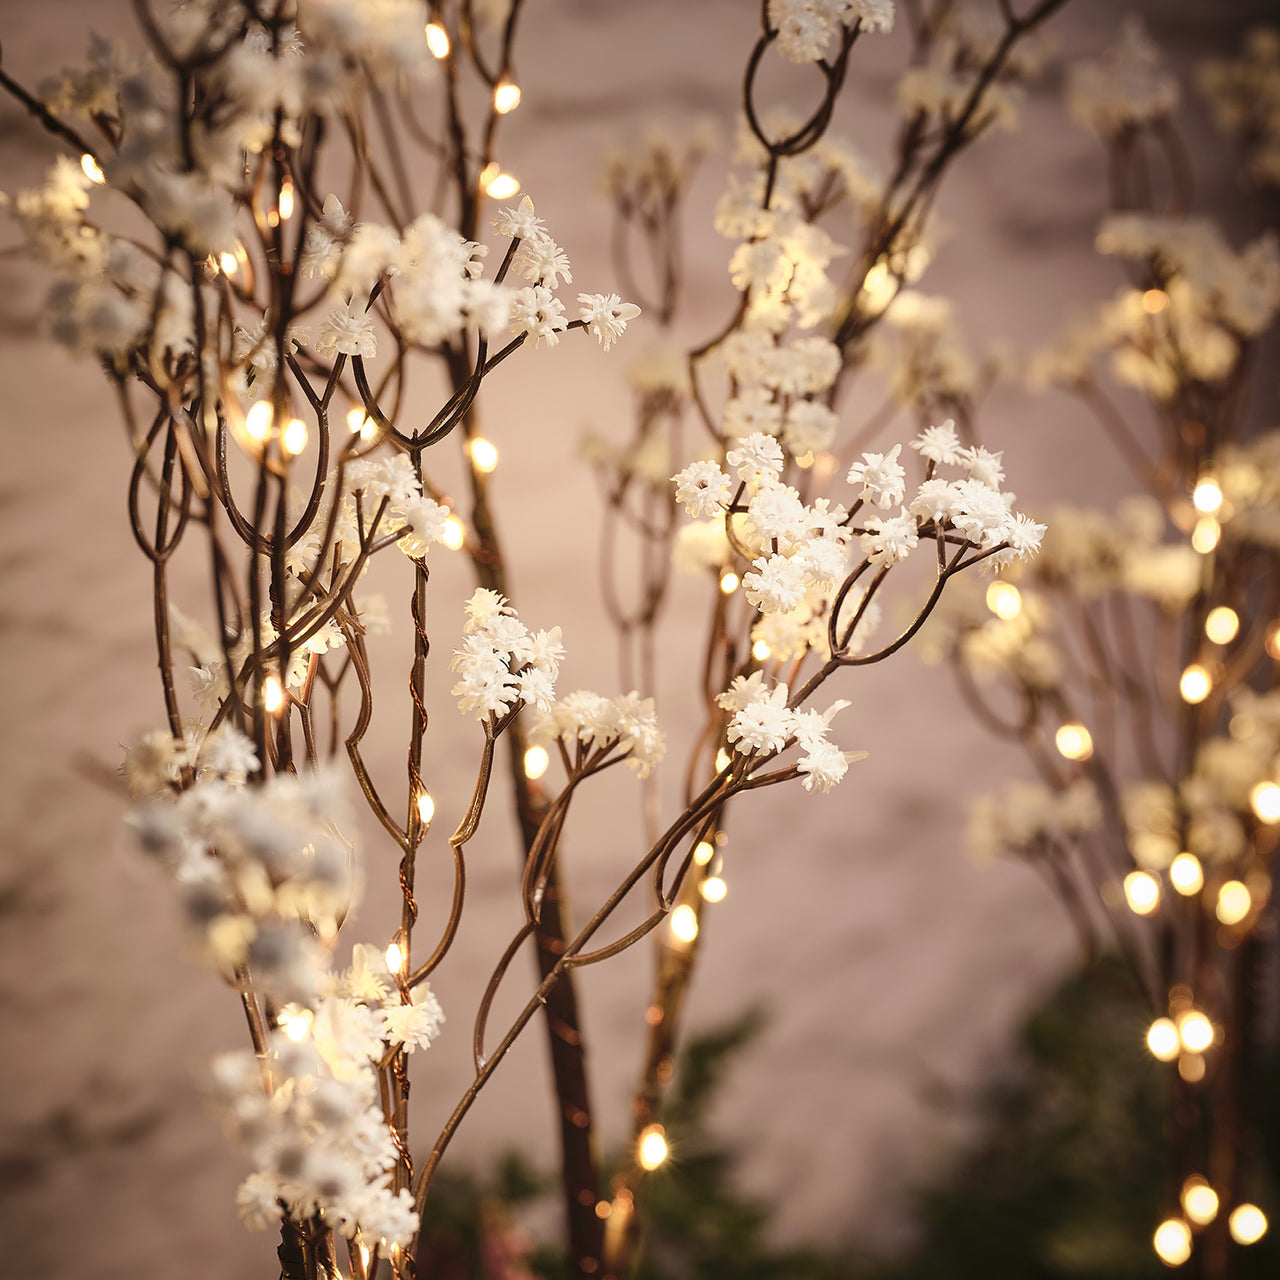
[395,496,451,558]
[315,299,377,359]
[673,459,734,516]
[380,984,445,1052]
[514,235,572,287]
[744,553,807,614]
[577,293,641,351]
[491,194,546,242]
[510,285,568,348]
[847,443,906,509]
[726,432,785,484]
[911,418,963,465]
[726,680,797,756]
[860,512,919,565]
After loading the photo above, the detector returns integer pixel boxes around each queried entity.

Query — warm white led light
[1229,1204,1268,1245]
[1153,1217,1192,1267]
[245,400,274,442]
[1055,722,1093,762]
[1204,607,1239,645]
[985,580,1022,620]
[281,417,308,456]
[494,80,522,114]
[1179,665,1211,704]
[1123,870,1160,915]
[638,1124,668,1171]
[1169,853,1204,896]
[1146,1017,1180,1062]
[469,437,498,472]
[1193,478,1222,514]
[425,21,450,58]
[669,904,698,944]
[523,745,550,780]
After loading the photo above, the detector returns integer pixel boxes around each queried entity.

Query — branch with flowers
[0,2,1069,1278]
[925,20,1280,1277]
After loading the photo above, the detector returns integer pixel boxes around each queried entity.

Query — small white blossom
[510,285,568,348]
[860,512,919,565]
[847,443,906,509]
[673,459,735,516]
[577,293,641,351]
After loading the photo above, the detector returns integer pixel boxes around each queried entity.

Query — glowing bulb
[347,407,367,434]
[1191,517,1220,553]
[1124,870,1160,915]
[1268,623,1280,661]
[417,792,435,825]
[860,260,896,309]
[245,400,274,442]
[1178,1011,1214,1053]
[1055,722,1093,762]
[385,941,403,975]
[1181,1179,1219,1226]
[714,748,731,773]
[523,745,550,780]
[1229,1204,1268,1245]
[720,571,739,594]
[1204,607,1239,645]
[1216,880,1252,926]
[985,580,1022,620]
[700,876,727,903]
[263,674,284,714]
[281,417,308,456]
[1179,664,1211,704]
[670,904,698,944]
[425,21,450,58]
[80,152,106,184]
[693,840,714,866]
[219,250,238,275]
[281,1007,313,1041]
[637,1124,668,1171]
[483,170,520,200]
[1193,478,1222,514]
[441,517,465,550]
[1143,288,1169,314]
[1179,1053,1206,1083]
[1251,781,1280,823]
[277,176,295,222]
[1169,853,1204,896]
[469,437,498,472]
[752,639,771,661]
[1153,1218,1192,1267]
[1147,1017,1180,1061]
[493,79,522,114]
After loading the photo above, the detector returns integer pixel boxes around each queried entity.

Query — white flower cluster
[492,195,641,351]
[1030,217,1280,396]
[343,451,453,561]
[1066,18,1179,137]
[209,941,443,1258]
[528,690,666,778]
[127,760,355,979]
[897,5,1042,135]
[450,589,565,722]
[967,779,1100,862]
[674,419,1044,652]
[716,672,857,793]
[1199,27,1280,190]
[768,0,894,65]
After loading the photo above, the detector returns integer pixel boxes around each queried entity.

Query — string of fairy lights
[979,463,1273,1268]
